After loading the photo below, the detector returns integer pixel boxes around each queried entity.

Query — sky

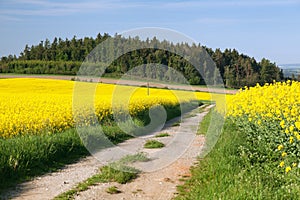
[0,0,300,65]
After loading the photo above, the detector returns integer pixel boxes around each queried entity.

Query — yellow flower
[281,152,287,157]
[289,136,294,144]
[280,120,285,128]
[295,121,300,129]
[285,166,291,173]
[277,144,284,151]
[292,163,297,168]
[285,129,289,134]
[279,161,285,167]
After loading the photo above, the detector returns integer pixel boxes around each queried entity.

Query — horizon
[279,63,300,71]
[1,0,300,65]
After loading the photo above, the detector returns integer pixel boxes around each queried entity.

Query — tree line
[0,33,283,88]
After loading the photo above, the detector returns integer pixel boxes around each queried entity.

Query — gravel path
[75,105,213,200]
[2,105,213,200]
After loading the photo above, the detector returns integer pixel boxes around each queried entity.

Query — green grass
[155,133,170,138]
[0,129,88,192]
[175,114,300,200]
[0,125,131,192]
[98,164,139,184]
[197,109,212,135]
[144,140,165,149]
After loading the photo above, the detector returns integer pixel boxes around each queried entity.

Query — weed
[155,133,170,138]
[119,152,150,164]
[99,164,139,184]
[144,140,165,149]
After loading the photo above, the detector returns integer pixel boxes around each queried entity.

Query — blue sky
[0,0,299,65]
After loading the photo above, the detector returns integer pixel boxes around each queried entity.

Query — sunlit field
[227,81,300,173]
[0,78,226,138]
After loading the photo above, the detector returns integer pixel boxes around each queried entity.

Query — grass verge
[197,109,211,135]
[0,125,130,192]
[175,115,300,199]
[0,129,88,192]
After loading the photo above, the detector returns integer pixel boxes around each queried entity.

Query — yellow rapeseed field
[0,78,226,138]
[227,80,300,173]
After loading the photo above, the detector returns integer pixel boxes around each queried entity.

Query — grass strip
[197,109,212,135]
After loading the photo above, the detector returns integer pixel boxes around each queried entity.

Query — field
[6,78,300,199]
[0,78,230,139]
[0,78,190,138]
[0,78,226,190]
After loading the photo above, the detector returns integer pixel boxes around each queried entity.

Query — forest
[0,33,283,88]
